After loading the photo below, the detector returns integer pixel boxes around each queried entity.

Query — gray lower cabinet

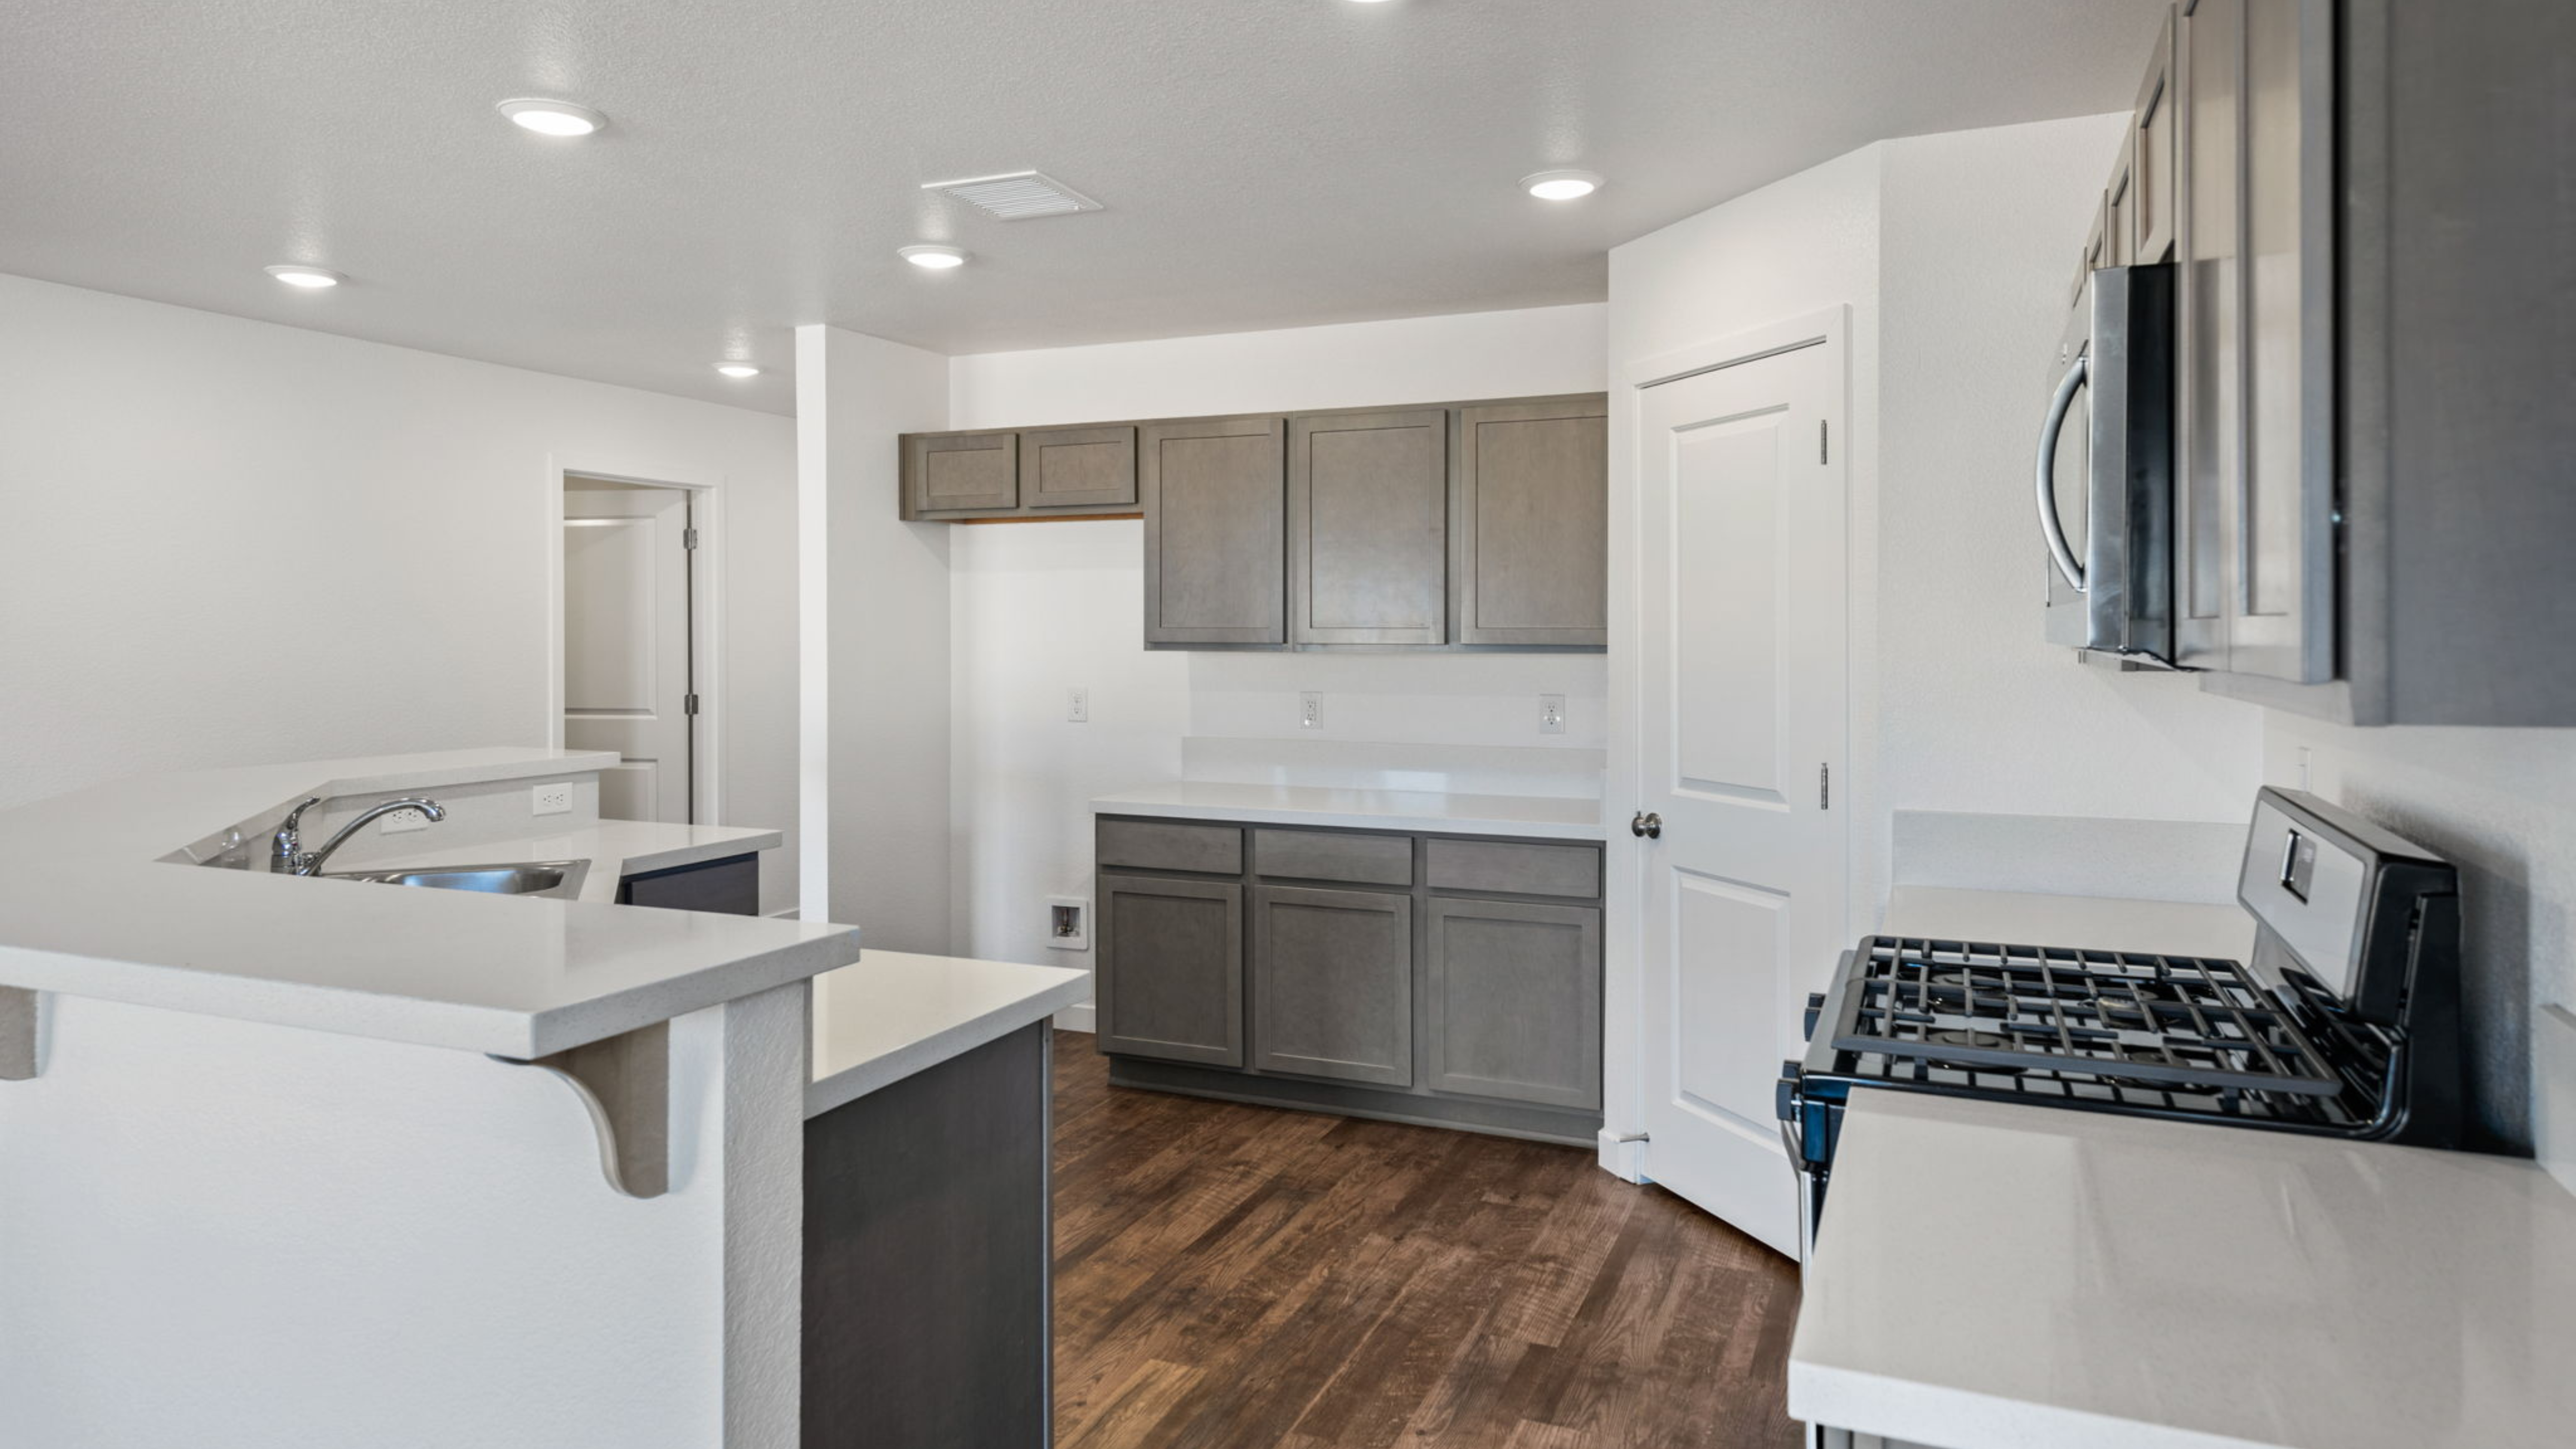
[1096,815,1604,1141]
[1141,415,1287,645]
[1288,408,1448,646]
[1425,898,1602,1110]
[1453,396,1609,646]
[1252,884,1413,1086]
[1097,874,1244,1066]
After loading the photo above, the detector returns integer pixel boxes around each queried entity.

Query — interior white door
[1634,325,1845,1258]
[563,484,692,823]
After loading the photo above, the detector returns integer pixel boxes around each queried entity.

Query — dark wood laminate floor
[1051,1033,1804,1448]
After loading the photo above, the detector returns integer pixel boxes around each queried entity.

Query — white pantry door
[1634,316,1846,1257]
[563,485,693,822]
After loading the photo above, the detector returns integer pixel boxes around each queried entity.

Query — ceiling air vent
[922,170,1103,221]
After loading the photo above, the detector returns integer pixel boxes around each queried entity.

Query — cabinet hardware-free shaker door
[1252,884,1412,1086]
[903,431,1019,516]
[1289,409,1448,647]
[1142,416,1287,645]
[1454,396,1610,647]
[1099,876,1244,1066]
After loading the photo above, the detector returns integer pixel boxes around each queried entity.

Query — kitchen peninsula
[0,747,1081,1449]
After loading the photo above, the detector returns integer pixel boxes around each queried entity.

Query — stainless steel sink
[324,859,590,900]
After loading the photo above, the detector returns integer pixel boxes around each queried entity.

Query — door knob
[1631,811,1662,839]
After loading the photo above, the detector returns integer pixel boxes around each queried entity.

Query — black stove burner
[1829,937,2345,1097]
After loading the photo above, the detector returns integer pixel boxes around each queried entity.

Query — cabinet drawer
[1425,838,1600,899]
[1252,828,1412,887]
[1097,819,1243,875]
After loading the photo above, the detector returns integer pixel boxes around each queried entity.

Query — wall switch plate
[1067,687,1090,723]
[1539,694,1567,735]
[1046,895,1090,951]
[1300,691,1322,729]
[532,781,573,817]
[378,805,433,834]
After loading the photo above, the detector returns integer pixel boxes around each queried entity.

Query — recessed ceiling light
[497,98,607,137]
[715,363,760,379]
[1522,169,1605,201]
[264,264,344,289]
[899,244,969,270]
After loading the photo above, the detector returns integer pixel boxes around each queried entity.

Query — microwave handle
[2035,353,2088,591]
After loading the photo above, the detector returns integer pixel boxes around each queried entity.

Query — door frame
[544,453,726,828]
[1601,305,1853,1188]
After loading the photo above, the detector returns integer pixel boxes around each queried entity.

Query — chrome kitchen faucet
[270,796,445,876]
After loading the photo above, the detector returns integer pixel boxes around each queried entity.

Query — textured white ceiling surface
[1,0,2166,413]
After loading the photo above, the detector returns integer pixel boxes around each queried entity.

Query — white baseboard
[1596,1128,1650,1183]
[1053,1003,1096,1034]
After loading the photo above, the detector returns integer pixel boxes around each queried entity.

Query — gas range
[1778,787,2464,1241]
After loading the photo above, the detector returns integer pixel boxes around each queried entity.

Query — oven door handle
[2035,352,2089,591]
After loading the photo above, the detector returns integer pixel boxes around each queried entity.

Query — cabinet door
[1425,899,1601,1110]
[1288,409,1447,646]
[1021,424,1137,508]
[1454,397,1609,647]
[1141,416,1286,645]
[1099,876,1243,1066]
[904,431,1018,516]
[2173,0,2238,669]
[2106,133,2137,268]
[2229,0,2334,683]
[2132,7,2178,264]
[1252,885,1412,1086]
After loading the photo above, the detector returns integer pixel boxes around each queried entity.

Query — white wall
[1874,118,2265,902]
[2266,715,2576,1151]
[945,305,1611,1006]
[0,274,804,911]
[796,324,953,949]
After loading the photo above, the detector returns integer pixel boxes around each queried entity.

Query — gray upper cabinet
[1425,898,1602,1110]
[2148,0,2576,722]
[1098,874,1244,1067]
[1453,396,1610,647]
[1251,884,1412,1087]
[903,431,1018,516]
[1142,415,1287,646]
[2131,8,2177,264]
[1021,425,1137,509]
[1289,409,1448,647]
[915,393,1607,652]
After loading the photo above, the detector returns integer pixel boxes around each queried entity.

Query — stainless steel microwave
[2037,263,2176,663]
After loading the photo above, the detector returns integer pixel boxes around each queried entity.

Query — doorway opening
[562,474,704,823]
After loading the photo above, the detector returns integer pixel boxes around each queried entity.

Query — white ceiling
[1,0,2166,415]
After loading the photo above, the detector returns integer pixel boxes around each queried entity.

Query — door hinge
[682,526,699,550]
[684,693,701,717]
[1819,420,1828,464]
[1819,763,1830,810]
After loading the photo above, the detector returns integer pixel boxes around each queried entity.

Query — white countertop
[1090,781,1606,839]
[1880,885,2255,960]
[0,747,857,1058]
[1789,1090,2576,1449]
[806,951,1090,1118]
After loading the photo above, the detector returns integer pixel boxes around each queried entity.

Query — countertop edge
[1786,1359,2285,1449]
[804,971,1091,1120]
[1087,794,1609,841]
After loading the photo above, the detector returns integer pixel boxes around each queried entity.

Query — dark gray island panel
[804,1024,1052,1449]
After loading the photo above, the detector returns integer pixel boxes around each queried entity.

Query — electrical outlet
[378,804,432,834]
[1046,896,1090,951]
[1539,694,1567,735]
[1067,687,1090,723]
[532,781,573,817]
[1300,691,1322,729]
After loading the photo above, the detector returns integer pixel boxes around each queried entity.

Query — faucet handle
[272,796,322,869]
[279,797,322,833]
